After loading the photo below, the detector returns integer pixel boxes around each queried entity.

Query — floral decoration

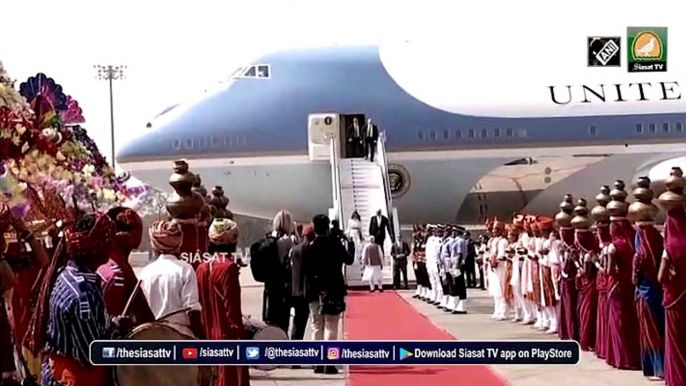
[0,66,146,223]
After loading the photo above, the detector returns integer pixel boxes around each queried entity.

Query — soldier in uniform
[438,226,455,309]
[425,225,445,305]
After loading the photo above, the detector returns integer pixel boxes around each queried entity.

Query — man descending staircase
[339,158,394,287]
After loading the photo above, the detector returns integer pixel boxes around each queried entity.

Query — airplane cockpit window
[235,64,271,79]
[257,65,270,78]
[243,66,257,77]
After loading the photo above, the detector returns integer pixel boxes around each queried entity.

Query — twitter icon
[245,347,260,360]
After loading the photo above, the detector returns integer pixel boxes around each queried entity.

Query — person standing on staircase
[363,118,379,162]
[369,209,393,254]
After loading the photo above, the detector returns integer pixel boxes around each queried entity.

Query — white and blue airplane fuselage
[118,19,686,224]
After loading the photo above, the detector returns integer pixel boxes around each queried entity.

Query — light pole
[94,64,126,169]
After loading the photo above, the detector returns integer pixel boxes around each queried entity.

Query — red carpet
[344,291,510,386]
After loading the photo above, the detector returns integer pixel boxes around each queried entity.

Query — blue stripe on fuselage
[117,45,686,163]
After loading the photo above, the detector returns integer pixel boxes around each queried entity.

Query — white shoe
[546,327,558,334]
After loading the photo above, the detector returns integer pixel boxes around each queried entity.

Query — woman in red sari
[658,167,686,386]
[605,180,641,370]
[630,176,665,380]
[572,198,598,351]
[591,186,612,360]
[555,194,579,341]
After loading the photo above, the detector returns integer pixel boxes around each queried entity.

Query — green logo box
[627,27,667,72]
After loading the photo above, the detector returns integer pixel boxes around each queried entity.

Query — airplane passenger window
[172,139,181,150]
[649,123,657,133]
[506,128,513,137]
[243,66,257,77]
[417,131,424,140]
[430,130,437,140]
[481,129,487,138]
[443,130,449,139]
[663,123,670,132]
[468,129,475,138]
[494,129,501,138]
[635,124,643,133]
[185,139,193,149]
[589,125,597,135]
[257,65,270,78]
[677,122,683,132]
[455,130,462,139]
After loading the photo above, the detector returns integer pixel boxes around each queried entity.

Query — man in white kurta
[489,222,509,320]
[509,225,524,322]
[545,230,563,334]
[532,225,547,330]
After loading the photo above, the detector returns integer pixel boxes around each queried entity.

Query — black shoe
[291,365,302,369]
[314,366,325,374]
[369,289,374,293]
[324,366,339,375]
[379,288,384,292]
[453,310,468,314]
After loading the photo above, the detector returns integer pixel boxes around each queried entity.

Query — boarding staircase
[308,113,401,288]
[339,158,394,285]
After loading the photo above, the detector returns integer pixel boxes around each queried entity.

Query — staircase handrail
[329,134,344,223]
[377,131,396,240]
[328,134,347,285]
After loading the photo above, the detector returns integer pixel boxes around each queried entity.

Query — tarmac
[132,259,663,386]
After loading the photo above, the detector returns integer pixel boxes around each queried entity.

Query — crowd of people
[458,173,684,386]
[411,225,478,314]
[250,210,353,375]
[0,194,250,386]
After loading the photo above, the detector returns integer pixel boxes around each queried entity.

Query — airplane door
[307,113,340,161]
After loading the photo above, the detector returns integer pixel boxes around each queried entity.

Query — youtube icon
[182,348,198,359]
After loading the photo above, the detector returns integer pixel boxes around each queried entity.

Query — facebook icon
[102,347,115,359]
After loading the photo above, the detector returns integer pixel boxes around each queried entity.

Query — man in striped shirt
[41,214,126,386]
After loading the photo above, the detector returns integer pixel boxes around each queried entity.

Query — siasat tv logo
[627,27,667,72]
[180,252,231,264]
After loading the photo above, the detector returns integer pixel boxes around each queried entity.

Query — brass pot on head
[658,167,686,212]
[591,185,611,223]
[607,180,629,218]
[571,198,592,230]
[166,159,206,219]
[555,194,574,228]
[628,176,659,222]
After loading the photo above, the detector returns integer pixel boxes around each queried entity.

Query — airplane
[117,19,686,226]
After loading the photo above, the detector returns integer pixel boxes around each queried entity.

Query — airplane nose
[116,129,166,165]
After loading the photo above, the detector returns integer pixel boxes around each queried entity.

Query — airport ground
[132,261,662,386]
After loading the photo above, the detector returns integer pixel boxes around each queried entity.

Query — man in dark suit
[464,231,477,288]
[369,209,393,254]
[391,236,410,289]
[289,225,315,342]
[363,118,379,162]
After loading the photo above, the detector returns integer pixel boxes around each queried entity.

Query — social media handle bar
[92,341,178,365]
[395,341,580,365]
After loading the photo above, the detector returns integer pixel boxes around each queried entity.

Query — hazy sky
[0,0,438,163]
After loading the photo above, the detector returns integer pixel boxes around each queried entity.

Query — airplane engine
[634,156,686,197]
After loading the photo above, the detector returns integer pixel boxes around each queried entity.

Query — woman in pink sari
[572,198,598,351]
[658,167,686,386]
[605,180,641,370]
[591,185,612,360]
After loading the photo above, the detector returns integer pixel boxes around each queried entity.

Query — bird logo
[632,31,662,59]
